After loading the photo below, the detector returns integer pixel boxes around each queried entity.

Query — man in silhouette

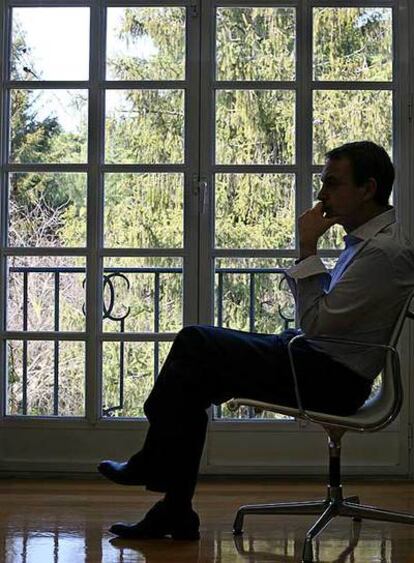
[98,141,414,540]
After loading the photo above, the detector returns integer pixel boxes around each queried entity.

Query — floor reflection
[2,479,414,562]
[231,529,390,563]
[2,522,396,562]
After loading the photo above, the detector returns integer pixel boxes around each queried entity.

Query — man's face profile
[317,157,367,226]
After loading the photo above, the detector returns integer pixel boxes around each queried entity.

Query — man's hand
[299,201,339,243]
[298,202,340,259]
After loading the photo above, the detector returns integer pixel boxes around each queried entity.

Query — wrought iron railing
[7,266,295,417]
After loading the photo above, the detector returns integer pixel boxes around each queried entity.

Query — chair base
[233,485,414,562]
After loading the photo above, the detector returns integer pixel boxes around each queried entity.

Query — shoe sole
[97,464,145,486]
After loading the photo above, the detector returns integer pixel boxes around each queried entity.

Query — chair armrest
[291,334,397,351]
[287,334,399,426]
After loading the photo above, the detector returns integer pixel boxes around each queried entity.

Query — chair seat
[228,389,390,431]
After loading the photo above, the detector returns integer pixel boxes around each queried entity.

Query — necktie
[328,234,362,292]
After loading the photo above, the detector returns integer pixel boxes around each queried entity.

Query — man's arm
[288,245,394,336]
[284,201,338,305]
[284,255,330,301]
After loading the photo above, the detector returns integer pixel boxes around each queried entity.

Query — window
[0,0,410,475]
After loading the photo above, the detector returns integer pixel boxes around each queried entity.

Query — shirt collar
[344,205,396,243]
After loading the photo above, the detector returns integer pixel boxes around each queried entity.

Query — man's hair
[324,141,394,206]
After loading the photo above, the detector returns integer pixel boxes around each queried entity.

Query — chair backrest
[362,288,414,430]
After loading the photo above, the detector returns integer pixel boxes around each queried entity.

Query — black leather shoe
[109,500,200,540]
[97,460,146,486]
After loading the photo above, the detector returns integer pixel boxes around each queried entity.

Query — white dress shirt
[284,206,414,380]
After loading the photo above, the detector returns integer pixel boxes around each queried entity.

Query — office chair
[227,289,414,562]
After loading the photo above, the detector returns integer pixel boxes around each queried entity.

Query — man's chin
[325,210,341,223]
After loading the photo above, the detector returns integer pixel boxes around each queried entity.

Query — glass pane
[213,258,295,420]
[313,90,392,165]
[7,340,85,416]
[102,341,173,418]
[214,257,295,420]
[10,90,88,164]
[215,174,295,249]
[102,257,183,333]
[104,173,183,248]
[313,8,392,81]
[216,90,295,164]
[106,7,185,81]
[216,7,295,81]
[214,257,295,333]
[105,90,184,164]
[9,173,87,248]
[214,402,292,420]
[7,256,86,332]
[11,8,89,81]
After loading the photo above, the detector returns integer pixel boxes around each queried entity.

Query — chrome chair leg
[340,501,414,524]
[302,503,337,562]
[344,495,360,503]
[233,499,327,534]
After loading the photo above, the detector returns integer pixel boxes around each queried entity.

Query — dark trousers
[131,325,372,497]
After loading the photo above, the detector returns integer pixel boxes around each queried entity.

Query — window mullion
[86,0,105,424]
[198,0,215,325]
[0,1,11,418]
[295,0,313,341]
[182,0,201,326]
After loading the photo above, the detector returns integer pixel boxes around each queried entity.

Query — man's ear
[362,177,377,201]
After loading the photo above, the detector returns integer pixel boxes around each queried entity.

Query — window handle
[192,176,209,215]
[199,178,208,214]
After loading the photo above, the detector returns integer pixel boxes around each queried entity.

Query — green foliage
[313,8,392,81]
[103,173,183,248]
[10,89,61,165]
[216,7,296,81]
[215,173,295,248]
[109,7,185,81]
[105,89,184,164]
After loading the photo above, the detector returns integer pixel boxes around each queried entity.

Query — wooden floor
[2,478,414,562]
